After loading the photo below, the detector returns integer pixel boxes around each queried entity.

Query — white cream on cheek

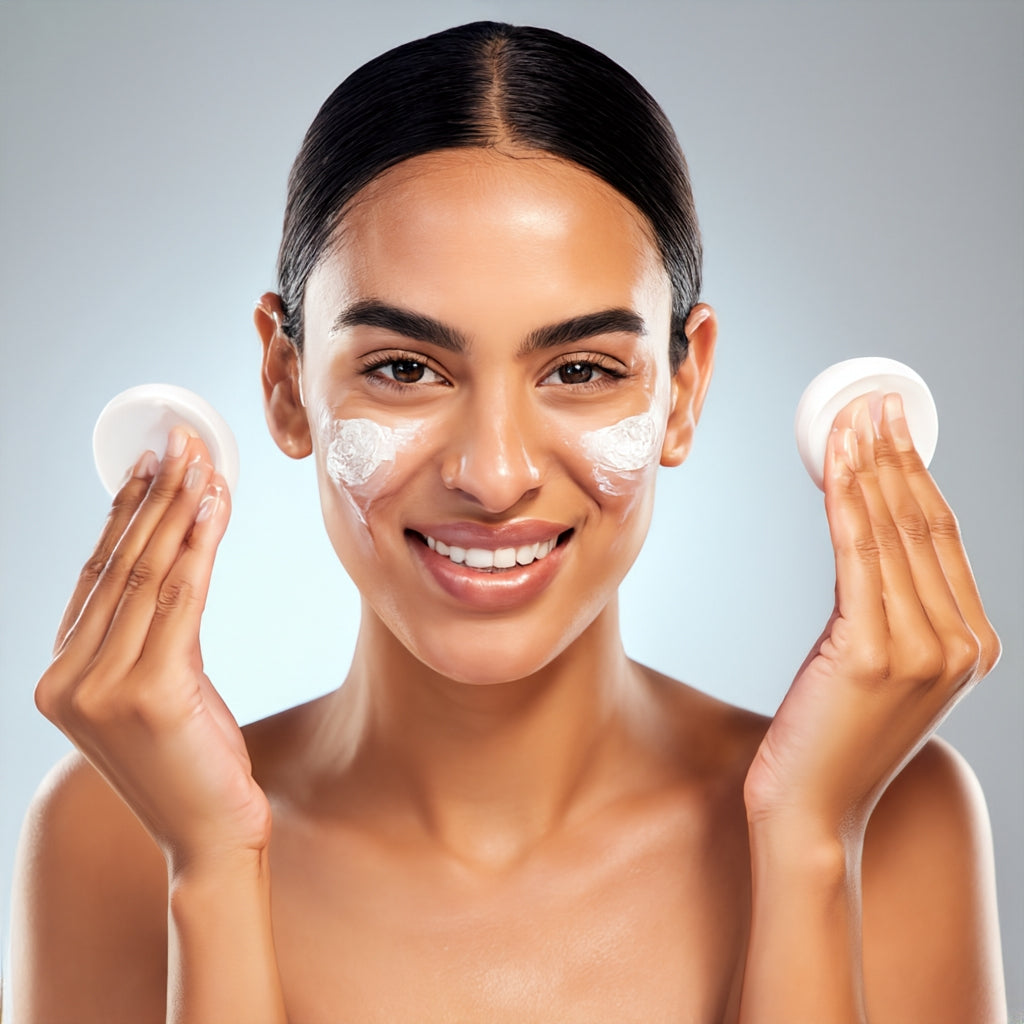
[579,409,662,495]
[319,409,423,499]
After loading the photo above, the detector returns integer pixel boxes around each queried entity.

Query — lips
[406,520,573,608]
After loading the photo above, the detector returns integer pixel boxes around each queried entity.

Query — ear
[255,292,313,459]
[661,303,717,467]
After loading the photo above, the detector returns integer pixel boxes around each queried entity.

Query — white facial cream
[320,412,421,488]
[580,410,660,493]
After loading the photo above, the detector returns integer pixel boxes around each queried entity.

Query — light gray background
[2,0,1021,1012]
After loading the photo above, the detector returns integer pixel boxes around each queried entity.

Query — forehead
[304,148,671,340]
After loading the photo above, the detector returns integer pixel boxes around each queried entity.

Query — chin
[389,601,606,687]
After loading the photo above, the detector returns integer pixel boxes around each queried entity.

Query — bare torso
[34,666,767,1023]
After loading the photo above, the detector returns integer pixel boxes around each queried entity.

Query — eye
[539,355,627,389]
[553,361,597,385]
[361,352,450,388]
[383,359,433,384]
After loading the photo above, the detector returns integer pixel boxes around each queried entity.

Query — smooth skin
[12,149,1004,1023]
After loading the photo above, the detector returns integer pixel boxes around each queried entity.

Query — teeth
[423,534,559,569]
[494,547,517,569]
[465,547,494,569]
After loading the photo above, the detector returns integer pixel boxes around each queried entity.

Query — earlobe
[661,303,717,467]
[255,292,313,460]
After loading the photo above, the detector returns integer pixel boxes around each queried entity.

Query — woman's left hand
[744,391,1001,837]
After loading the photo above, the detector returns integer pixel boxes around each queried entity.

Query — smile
[423,534,558,571]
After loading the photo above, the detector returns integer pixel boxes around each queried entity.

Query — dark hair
[277,21,701,371]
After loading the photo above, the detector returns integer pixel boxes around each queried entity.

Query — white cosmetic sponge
[93,384,240,496]
[795,357,938,490]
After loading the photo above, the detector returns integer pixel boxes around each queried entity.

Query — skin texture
[12,149,1005,1023]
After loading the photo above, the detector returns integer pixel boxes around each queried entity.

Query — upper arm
[10,753,169,1024]
[862,737,1006,1024]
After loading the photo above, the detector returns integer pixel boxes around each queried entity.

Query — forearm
[167,849,288,1024]
[739,820,867,1024]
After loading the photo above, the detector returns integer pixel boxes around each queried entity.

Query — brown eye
[558,361,595,384]
[364,355,447,387]
[390,360,426,383]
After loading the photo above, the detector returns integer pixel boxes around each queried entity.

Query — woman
[12,21,1005,1023]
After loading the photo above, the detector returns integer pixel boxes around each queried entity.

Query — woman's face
[282,148,708,683]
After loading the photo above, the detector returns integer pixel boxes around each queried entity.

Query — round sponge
[93,384,239,496]
[795,357,937,490]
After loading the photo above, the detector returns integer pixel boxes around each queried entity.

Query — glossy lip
[405,520,574,611]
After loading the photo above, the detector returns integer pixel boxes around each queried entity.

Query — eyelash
[358,350,629,392]
[539,354,629,391]
[359,350,451,390]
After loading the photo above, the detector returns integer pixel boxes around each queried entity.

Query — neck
[316,597,652,869]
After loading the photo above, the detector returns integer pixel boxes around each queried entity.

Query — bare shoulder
[862,737,1006,1022]
[637,662,770,778]
[11,751,167,1023]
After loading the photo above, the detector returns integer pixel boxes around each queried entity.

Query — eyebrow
[331,299,468,352]
[330,299,647,355]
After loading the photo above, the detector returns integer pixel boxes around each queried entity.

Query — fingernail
[183,456,204,490]
[843,426,859,470]
[852,401,876,457]
[867,391,884,436]
[885,393,914,451]
[195,483,222,523]
[133,450,159,480]
[167,426,188,459]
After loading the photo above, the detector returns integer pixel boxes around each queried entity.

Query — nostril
[437,413,546,512]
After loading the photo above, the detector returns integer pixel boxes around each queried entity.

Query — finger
[881,392,999,677]
[54,450,159,653]
[55,429,212,679]
[871,395,968,621]
[140,475,231,670]
[89,448,220,679]
[844,400,941,646]
[822,422,889,660]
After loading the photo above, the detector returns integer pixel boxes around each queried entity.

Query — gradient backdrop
[2,0,1021,1012]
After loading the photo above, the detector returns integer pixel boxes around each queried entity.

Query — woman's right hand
[34,427,271,875]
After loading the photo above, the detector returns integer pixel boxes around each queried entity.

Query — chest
[267,810,751,1023]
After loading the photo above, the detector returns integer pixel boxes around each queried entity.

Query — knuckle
[123,560,159,596]
[872,521,903,555]
[929,509,962,544]
[103,547,137,585]
[873,438,902,470]
[65,677,108,725]
[851,534,880,561]
[109,490,141,519]
[944,633,982,683]
[153,578,201,619]
[34,671,63,721]
[146,476,181,504]
[902,639,946,686]
[79,553,109,589]
[65,674,164,731]
[893,508,930,546]
[851,643,893,686]
[125,682,174,730]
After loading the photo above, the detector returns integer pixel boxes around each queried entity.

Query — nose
[440,390,543,513]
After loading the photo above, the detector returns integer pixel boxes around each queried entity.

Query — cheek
[577,409,663,497]
[316,413,430,529]
[543,385,666,506]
